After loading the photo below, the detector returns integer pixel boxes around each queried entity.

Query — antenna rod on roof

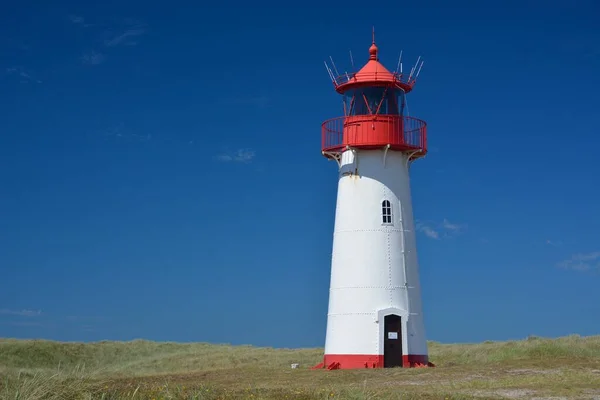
[323,61,335,84]
[328,62,336,83]
[329,56,340,78]
[349,50,355,69]
[408,59,417,81]
[408,55,421,82]
[415,60,424,80]
[394,50,403,75]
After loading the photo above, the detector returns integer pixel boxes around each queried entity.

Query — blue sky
[1,0,599,348]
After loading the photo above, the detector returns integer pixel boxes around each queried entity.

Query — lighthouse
[316,33,433,370]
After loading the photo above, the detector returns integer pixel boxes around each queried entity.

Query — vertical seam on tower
[387,231,392,306]
[382,182,392,308]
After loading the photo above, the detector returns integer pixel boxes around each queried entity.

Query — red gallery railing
[321,115,427,156]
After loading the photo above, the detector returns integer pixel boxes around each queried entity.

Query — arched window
[382,200,392,224]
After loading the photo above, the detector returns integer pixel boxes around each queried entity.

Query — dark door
[384,314,403,368]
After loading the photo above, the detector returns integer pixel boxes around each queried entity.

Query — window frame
[381,199,393,225]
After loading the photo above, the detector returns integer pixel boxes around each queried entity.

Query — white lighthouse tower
[315,33,433,370]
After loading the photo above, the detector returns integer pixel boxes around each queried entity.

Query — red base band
[313,354,434,370]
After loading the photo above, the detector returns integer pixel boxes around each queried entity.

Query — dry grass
[1,334,599,399]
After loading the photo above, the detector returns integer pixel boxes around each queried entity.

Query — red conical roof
[332,35,415,93]
[352,42,395,81]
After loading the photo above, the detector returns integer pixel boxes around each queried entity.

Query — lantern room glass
[343,87,405,116]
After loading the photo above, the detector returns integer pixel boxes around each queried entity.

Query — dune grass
[1,334,599,399]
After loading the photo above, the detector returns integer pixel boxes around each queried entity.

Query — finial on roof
[369,26,378,60]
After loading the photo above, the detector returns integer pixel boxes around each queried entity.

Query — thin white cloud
[101,124,151,142]
[69,15,84,25]
[416,218,466,240]
[415,221,439,239]
[104,25,146,47]
[5,67,42,83]
[0,308,42,317]
[557,252,600,272]
[442,218,462,232]
[441,218,467,238]
[68,15,95,28]
[68,14,146,69]
[546,239,562,247]
[81,51,105,65]
[216,148,256,163]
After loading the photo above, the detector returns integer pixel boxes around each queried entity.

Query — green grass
[1,334,599,399]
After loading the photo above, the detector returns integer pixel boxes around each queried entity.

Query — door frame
[376,307,409,364]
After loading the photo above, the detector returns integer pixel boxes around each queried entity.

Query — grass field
[1,335,599,399]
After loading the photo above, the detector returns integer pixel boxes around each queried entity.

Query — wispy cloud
[5,67,42,83]
[0,308,42,317]
[416,221,440,239]
[103,19,147,47]
[546,239,563,247]
[100,124,151,142]
[416,218,466,240]
[68,15,95,28]
[104,28,146,47]
[216,148,256,163]
[68,15,147,66]
[557,252,600,273]
[69,14,84,24]
[81,51,105,65]
[439,218,467,238]
[442,218,464,233]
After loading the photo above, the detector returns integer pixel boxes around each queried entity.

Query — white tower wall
[324,148,428,364]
